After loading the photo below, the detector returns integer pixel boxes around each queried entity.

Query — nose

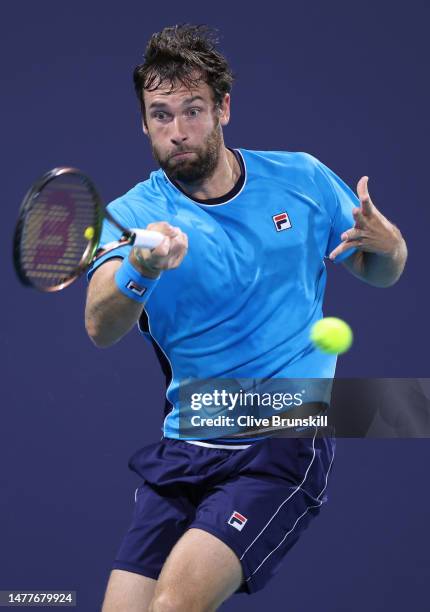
[170,116,188,146]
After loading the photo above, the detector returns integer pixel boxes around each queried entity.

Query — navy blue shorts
[113,432,334,595]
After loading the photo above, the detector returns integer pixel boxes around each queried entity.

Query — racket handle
[132,229,165,249]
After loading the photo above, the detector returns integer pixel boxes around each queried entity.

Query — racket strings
[18,176,98,288]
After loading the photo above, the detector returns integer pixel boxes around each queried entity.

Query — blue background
[1,0,429,609]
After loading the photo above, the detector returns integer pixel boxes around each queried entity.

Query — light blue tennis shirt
[88,149,359,440]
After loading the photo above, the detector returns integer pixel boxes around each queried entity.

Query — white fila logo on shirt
[227,511,248,531]
[272,212,292,231]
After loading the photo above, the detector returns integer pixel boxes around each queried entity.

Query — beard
[150,121,222,184]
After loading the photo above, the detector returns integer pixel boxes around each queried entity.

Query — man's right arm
[85,222,188,348]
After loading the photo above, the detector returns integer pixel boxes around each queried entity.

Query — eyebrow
[148,95,206,110]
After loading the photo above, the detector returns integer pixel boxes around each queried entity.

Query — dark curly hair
[133,24,234,124]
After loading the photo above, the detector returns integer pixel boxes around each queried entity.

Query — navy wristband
[114,257,160,303]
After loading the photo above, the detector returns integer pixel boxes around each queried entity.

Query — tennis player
[85,24,408,611]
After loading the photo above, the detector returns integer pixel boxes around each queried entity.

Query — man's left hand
[329,176,403,261]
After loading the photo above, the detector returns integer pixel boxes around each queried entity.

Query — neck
[174,146,241,201]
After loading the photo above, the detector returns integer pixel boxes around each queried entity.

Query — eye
[152,111,169,121]
[186,107,202,118]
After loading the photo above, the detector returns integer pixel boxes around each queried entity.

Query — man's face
[142,80,230,183]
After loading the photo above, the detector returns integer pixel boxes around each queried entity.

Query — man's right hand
[129,221,189,279]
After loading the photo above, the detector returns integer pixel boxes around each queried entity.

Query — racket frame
[13,167,133,292]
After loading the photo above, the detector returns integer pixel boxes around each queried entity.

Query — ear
[219,93,231,127]
[142,117,149,136]
[140,97,149,135]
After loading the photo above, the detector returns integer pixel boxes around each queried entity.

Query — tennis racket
[13,167,164,292]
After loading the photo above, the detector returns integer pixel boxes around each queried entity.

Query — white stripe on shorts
[240,426,318,560]
[244,428,335,581]
[184,440,251,450]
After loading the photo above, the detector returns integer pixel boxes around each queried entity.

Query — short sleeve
[87,198,136,282]
[311,156,360,264]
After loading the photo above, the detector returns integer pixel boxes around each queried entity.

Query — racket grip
[132,229,165,249]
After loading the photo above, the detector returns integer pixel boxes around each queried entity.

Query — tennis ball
[310,317,353,355]
[84,226,95,240]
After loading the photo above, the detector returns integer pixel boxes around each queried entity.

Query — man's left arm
[328,176,408,287]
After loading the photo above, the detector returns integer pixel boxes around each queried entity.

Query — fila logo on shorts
[126,280,147,297]
[227,511,248,531]
[272,212,292,232]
